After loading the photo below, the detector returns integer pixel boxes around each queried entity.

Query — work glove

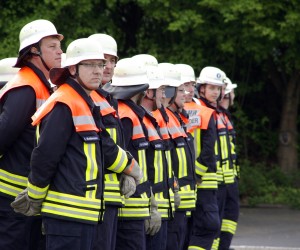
[145,191,161,236]
[11,189,43,216]
[123,152,143,185]
[173,176,181,209]
[120,173,136,198]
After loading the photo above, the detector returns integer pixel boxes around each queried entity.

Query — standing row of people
[0,18,239,250]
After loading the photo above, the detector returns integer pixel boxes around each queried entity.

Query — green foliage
[239,160,300,209]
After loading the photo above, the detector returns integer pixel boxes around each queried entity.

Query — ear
[145,89,152,98]
[68,65,76,76]
[30,47,40,55]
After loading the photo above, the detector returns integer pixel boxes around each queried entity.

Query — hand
[123,154,143,185]
[145,193,161,236]
[11,189,43,216]
[120,173,136,198]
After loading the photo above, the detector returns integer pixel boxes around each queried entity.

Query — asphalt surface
[231,206,300,250]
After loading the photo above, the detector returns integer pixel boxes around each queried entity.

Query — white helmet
[88,33,118,58]
[175,64,196,83]
[224,77,237,94]
[158,63,181,87]
[18,19,63,52]
[132,54,158,67]
[111,58,149,86]
[64,38,105,67]
[131,54,163,89]
[0,58,19,85]
[197,66,226,86]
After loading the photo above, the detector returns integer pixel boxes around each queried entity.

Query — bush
[238,159,300,209]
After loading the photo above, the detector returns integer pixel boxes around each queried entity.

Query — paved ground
[231,206,300,250]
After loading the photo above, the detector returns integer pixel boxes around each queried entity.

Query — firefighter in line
[11,38,142,250]
[89,34,139,250]
[106,57,152,250]
[158,63,197,250]
[134,54,175,250]
[214,77,239,250]
[0,19,63,250]
[175,64,219,250]
[196,66,236,250]
[0,57,19,89]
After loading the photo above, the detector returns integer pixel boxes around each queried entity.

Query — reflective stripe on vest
[0,66,50,110]
[41,190,103,224]
[117,194,150,219]
[177,185,196,210]
[0,169,27,197]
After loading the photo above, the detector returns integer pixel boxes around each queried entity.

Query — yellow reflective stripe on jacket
[221,219,237,234]
[106,146,127,173]
[104,173,123,204]
[193,128,201,161]
[211,238,220,250]
[118,195,150,219]
[84,142,98,199]
[188,246,206,250]
[176,147,187,178]
[106,128,117,143]
[154,150,163,183]
[197,172,218,189]
[0,169,27,197]
[177,186,196,210]
[28,181,49,199]
[155,192,171,219]
[42,190,104,223]
[165,150,172,179]
[138,149,148,183]
[195,161,208,177]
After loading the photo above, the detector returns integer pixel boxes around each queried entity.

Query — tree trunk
[277,75,300,173]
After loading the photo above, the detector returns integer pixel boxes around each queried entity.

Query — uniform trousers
[43,216,96,250]
[188,189,220,249]
[0,195,44,250]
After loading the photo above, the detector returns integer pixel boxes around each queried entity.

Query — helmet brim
[49,67,70,86]
[103,82,149,100]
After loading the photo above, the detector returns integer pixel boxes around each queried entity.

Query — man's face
[102,54,116,84]
[77,59,105,90]
[40,36,63,69]
[184,81,195,102]
[155,86,166,109]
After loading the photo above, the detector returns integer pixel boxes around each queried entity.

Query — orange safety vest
[165,108,196,211]
[29,83,104,224]
[184,101,218,189]
[117,101,150,220]
[0,67,50,198]
[0,66,50,109]
[200,98,235,184]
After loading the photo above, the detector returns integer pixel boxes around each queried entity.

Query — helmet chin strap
[33,44,51,71]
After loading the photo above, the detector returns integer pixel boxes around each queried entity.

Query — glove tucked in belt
[11,189,43,216]
[145,189,161,236]
[173,176,181,209]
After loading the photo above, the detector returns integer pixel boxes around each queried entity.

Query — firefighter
[216,77,239,250]
[134,54,174,250]
[11,38,142,250]
[0,57,19,89]
[158,62,197,250]
[106,57,152,250]
[175,64,219,249]
[89,33,134,250]
[196,67,237,250]
[0,19,63,250]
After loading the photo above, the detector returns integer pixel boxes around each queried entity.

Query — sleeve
[101,129,129,173]
[28,103,73,199]
[194,116,217,178]
[0,87,36,154]
[199,116,217,173]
